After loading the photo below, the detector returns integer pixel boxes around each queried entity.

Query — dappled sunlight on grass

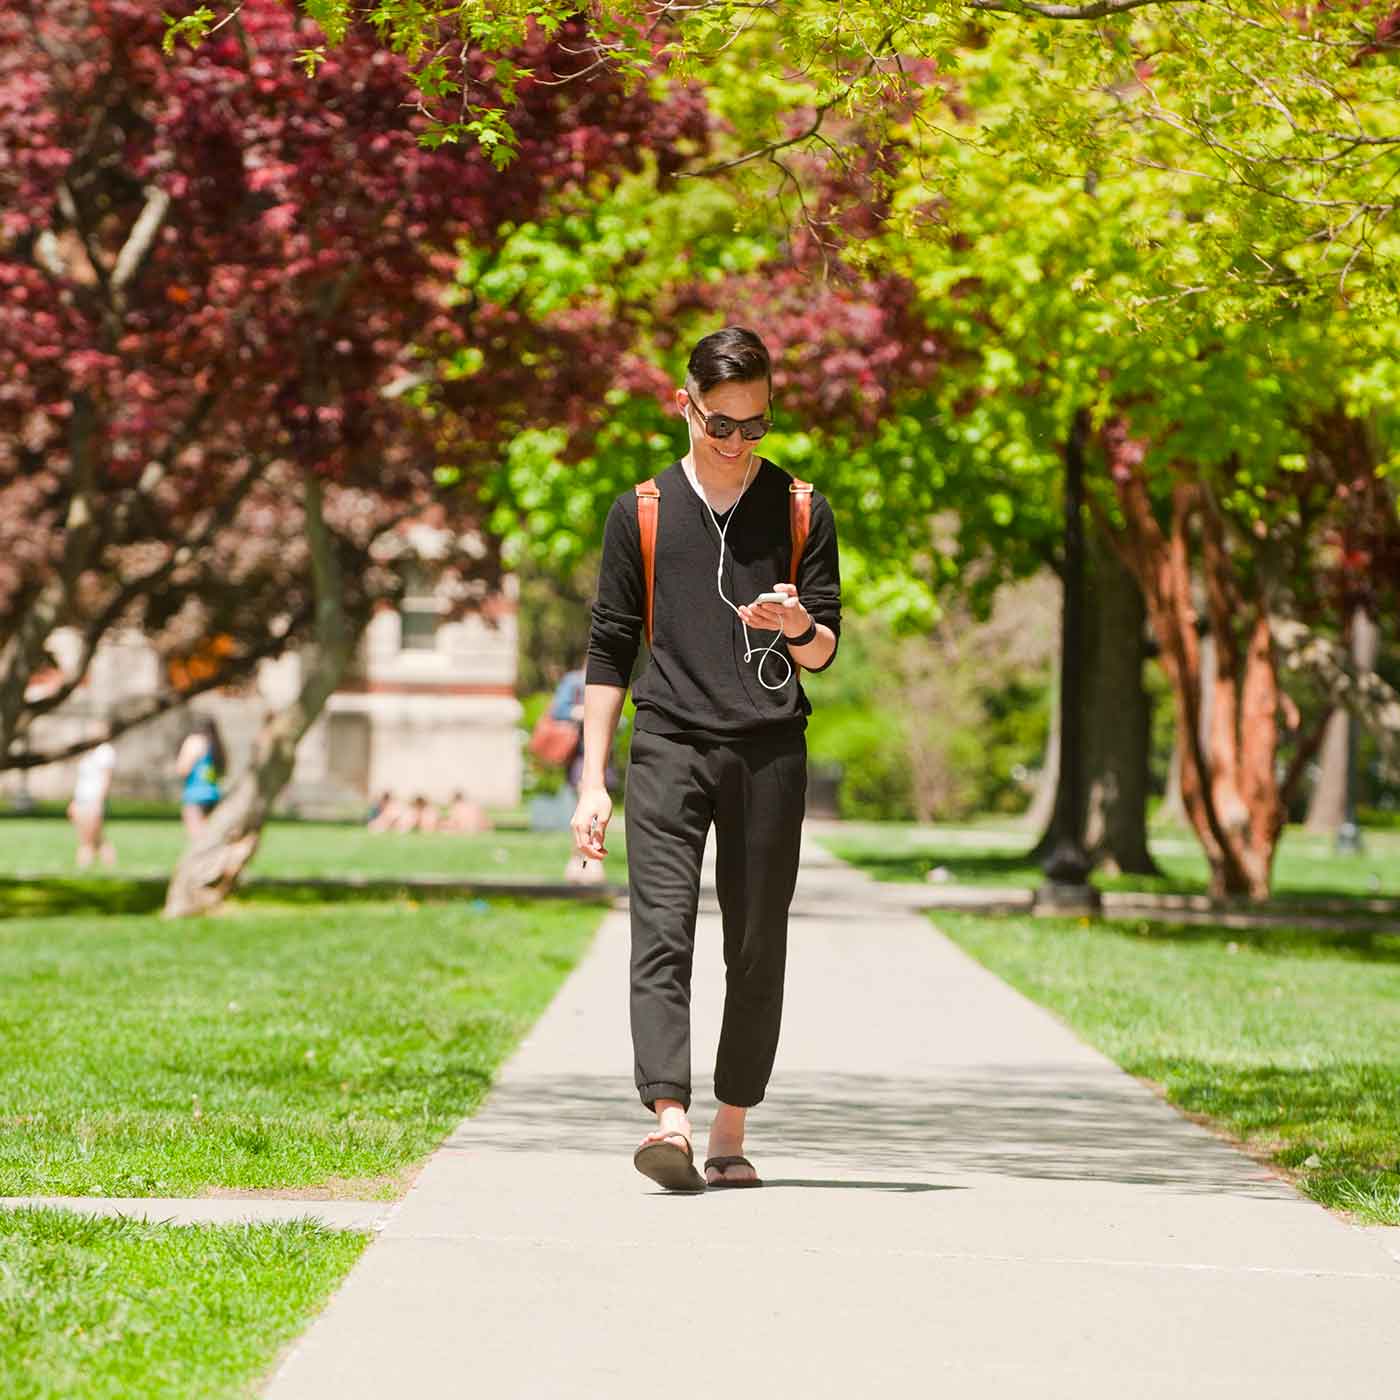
[822,820,1400,900]
[0,813,630,884]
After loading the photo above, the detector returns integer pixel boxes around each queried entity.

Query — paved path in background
[265,828,1399,1400]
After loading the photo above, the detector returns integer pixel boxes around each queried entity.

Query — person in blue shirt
[549,665,588,793]
[177,716,226,836]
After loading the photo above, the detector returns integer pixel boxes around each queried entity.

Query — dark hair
[195,716,226,778]
[685,325,771,398]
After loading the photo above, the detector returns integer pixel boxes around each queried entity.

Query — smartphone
[754,591,787,604]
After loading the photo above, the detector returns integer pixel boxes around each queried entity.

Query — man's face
[677,378,770,469]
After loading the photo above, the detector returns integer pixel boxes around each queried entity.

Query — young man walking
[571,325,842,1191]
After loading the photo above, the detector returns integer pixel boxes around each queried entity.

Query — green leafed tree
[165,2,1400,314]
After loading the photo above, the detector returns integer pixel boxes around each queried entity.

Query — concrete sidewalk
[267,843,1398,1399]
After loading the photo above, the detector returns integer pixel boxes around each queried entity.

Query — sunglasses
[687,395,772,442]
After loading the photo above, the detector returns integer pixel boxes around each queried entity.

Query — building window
[399,605,439,651]
[398,563,440,652]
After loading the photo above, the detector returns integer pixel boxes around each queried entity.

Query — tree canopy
[164,2,1400,317]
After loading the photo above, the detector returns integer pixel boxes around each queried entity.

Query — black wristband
[786,618,818,649]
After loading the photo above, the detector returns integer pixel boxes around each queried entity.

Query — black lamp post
[1035,408,1102,914]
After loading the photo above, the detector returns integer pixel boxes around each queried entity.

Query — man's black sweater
[586,457,841,741]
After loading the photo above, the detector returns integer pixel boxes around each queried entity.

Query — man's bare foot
[705,1101,758,1185]
[634,1099,706,1191]
[638,1099,692,1156]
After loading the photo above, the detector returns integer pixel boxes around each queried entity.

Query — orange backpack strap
[789,478,813,585]
[635,479,660,646]
[788,478,814,676]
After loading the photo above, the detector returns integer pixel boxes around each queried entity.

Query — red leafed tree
[0,1,704,912]
[658,265,944,426]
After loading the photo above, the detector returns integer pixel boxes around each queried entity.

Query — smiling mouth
[715,443,746,459]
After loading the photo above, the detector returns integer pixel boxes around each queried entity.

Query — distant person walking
[572,325,843,1190]
[553,664,588,797]
[177,717,225,835]
[68,726,117,868]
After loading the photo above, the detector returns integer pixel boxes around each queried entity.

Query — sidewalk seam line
[374,1231,1400,1281]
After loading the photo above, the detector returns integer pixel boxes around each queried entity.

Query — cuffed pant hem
[638,1081,691,1114]
[713,1084,767,1110]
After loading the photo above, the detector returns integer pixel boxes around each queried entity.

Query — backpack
[634,473,814,666]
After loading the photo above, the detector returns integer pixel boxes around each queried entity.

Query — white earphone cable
[698,452,793,692]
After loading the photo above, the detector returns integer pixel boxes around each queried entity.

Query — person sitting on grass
[406,794,439,833]
[442,790,492,834]
[367,792,407,832]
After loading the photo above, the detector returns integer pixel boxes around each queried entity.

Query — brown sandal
[704,1154,763,1189]
[633,1131,706,1192]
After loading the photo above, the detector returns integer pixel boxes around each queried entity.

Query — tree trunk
[1305,709,1349,831]
[1028,526,1158,875]
[163,473,362,917]
[1,392,101,764]
[1082,528,1160,875]
[1306,606,1380,830]
[1097,436,1277,900]
[0,581,62,763]
[1160,739,1185,825]
[1022,644,1060,842]
[1029,409,1096,884]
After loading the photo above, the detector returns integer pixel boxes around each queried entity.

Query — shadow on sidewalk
[743,1179,962,1193]
[456,1066,1292,1198]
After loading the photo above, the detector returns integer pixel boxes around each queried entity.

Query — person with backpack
[572,325,842,1191]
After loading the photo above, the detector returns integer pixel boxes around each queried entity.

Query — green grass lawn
[0,891,605,1196]
[0,813,629,885]
[821,821,1400,901]
[935,910,1400,1225]
[0,1210,366,1400]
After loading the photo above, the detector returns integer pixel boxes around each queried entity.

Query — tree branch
[1274,616,1400,783]
[22,454,270,723]
[1279,704,1335,809]
[112,185,173,300]
[5,617,307,770]
[968,0,1196,17]
[681,26,897,179]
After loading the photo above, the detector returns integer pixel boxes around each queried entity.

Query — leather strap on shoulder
[789,478,813,585]
[789,478,814,676]
[635,479,660,646]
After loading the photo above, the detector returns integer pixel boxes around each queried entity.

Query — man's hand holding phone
[738,582,811,637]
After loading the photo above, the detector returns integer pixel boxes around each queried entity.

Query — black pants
[624,725,807,1113]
